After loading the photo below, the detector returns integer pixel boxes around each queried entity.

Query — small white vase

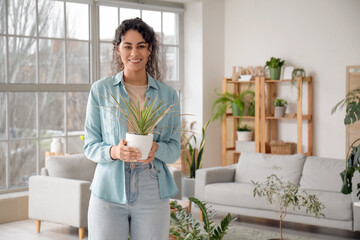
[50,137,64,153]
[236,131,253,141]
[126,133,154,160]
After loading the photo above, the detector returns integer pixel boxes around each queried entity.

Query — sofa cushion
[204,182,277,212]
[299,156,344,192]
[234,152,306,185]
[46,153,96,182]
[287,190,352,221]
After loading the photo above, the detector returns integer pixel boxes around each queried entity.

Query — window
[0,0,183,193]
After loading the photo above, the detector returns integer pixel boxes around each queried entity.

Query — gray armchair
[28,153,183,239]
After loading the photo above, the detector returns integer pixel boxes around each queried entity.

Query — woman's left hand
[141,141,159,164]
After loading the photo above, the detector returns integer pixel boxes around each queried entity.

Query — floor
[1,215,360,240]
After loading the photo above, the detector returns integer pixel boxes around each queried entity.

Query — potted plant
[211,89,255,125]
[265,57,285,80]
[331,88,360,199]
[252,174,325,240]
[103,90,173,160]
[236,124,252,141]
[274,98,287,117]
[181,118,212,197]
[169,197,236,240]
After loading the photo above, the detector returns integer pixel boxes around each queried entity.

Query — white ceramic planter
[236,131,253,141]
[125,133,153,160]
[182,177,196,198]
[274,106,286,117]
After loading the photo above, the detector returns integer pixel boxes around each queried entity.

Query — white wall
[224,0,360,158]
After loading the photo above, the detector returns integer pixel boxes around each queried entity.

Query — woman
[84,18,181,240]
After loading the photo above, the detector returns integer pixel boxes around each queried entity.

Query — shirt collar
[113,70,158,90]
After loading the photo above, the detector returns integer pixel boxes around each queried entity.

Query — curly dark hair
[110,17,162,81]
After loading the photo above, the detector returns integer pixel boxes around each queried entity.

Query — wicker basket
[270,140,296,155]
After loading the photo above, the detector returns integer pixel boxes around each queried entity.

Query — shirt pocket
[101,108,120,136]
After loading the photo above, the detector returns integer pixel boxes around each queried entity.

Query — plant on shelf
[169,197,236,240]
[102,90,173,159]
[252,173,325,240]
[211,89,255,127]
[265,57,285,80]
[237,124,251,132]
[274,98,287,118]
[236,124,252,142]
[331,88,360,199]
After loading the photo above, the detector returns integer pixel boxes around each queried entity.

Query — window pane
[8,37,36,83]
[163,12,178,45]
[100,6,118,41]
[38,0,64,38]
[39,92,64,137]
[66,2,89,40]
[162,46,178,81]
[119,8,140,24]
[67,136,85,154]
[0,0,5,33]
[67,92,88,135]
[9,92,37,139]
[142,10,161,34]
[0,93,5,139]
[8,0,36,36]
[67,41,89,84]
[0,142,6,189]
[40,138,52,168]
[9,140,36,188]
[0,36,5,83]
[39,39,65,84]
[100,42,113,78]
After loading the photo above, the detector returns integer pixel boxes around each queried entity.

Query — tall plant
[253,174,325,240]
[331,88,360,198]
[169,197,235,240]
[182,118,212,178]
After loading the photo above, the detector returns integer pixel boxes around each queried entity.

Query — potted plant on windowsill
[181,118,213,198]
[274,98,287,118]
[331,88,360,199]
[103,90,173,160]
[252,173,325,240]
[265,57,285,80]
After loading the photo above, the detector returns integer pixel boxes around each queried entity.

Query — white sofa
[195,152,360,231]
[28,153,182,239]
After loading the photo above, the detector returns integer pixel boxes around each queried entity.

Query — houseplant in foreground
[169,197,236,240]
[265,57,285,80]
[252,174,325,240]
[103,90,173,160]
[331,88,360,199]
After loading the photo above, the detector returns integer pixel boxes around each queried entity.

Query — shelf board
[226,79,255,84]
[265,77,312,83]
[226,113,255,119]
[265,115,311,120]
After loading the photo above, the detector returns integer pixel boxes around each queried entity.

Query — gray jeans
[88,162,170,240]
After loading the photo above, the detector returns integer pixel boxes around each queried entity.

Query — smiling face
[117,30,151,75]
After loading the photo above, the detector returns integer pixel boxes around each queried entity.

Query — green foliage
[273,98,287,107]
[252,174,325,240]
[211,89,255,128]
[169,197,236,240]
[237,124,251,132]
[332,88,360,199]
[265,57,285,69]
[248,100,255,117]
[101,89,173,135]
[182,119,212,178]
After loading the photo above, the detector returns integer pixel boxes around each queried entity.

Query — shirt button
[131,164,135,168]
[157,169,161,173]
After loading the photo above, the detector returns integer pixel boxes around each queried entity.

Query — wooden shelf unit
[221,76,313,166]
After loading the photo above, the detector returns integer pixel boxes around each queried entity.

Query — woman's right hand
[110,139,141,162]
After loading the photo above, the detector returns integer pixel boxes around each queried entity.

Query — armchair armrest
[195,166,236,200]
[28,175,91,228]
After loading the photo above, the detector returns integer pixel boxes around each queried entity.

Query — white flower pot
[182,177,196,198]
[236,131,253,141]
[125,133,154,160]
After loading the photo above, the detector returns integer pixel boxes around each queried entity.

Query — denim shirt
[83,71,181,204]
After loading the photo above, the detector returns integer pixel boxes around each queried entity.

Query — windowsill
[0,191,28,200]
